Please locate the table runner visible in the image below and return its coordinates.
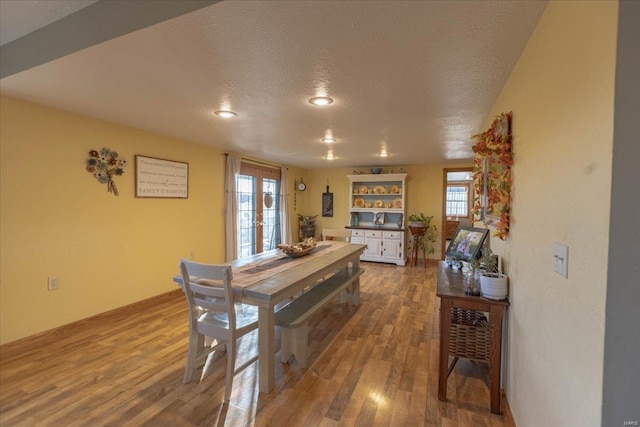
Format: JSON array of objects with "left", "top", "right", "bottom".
[
  {"left": 240, "top": 243, "right": 332, "bottom": 274},
  {"left": 191, "top": 240, "right": 349, "bottom": 293},
  {"left": 232, "top": 241, "right": 347, "bottom": 288}
]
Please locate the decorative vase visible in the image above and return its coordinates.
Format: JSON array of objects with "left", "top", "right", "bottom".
[
  {"left": 479, "top": 273, "right": 508, "bottom": 300},
  {"left": 352, "top": 213, "right": 360, "bottom": 227}
]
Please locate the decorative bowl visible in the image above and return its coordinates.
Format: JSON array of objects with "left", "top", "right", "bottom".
[
  {"left": 370, "top": 167, "right": 382, "bottom": 174},
  {"left": 281, "top": 246, "right": 315, "bottom": 258},
  {"left": 277, "top": 239, "right": 317, "bottom": 258}
]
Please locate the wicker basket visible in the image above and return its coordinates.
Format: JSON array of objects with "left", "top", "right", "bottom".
[{"left": 446, "top": 308, "right": 490, "bottom": 362}]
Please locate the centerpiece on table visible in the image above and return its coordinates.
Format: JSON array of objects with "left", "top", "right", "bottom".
[{"left": 277, "top": 238, "right": 317, "bottom": 258}]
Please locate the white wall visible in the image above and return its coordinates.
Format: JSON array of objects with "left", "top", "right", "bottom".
[{"left": 484, "top": 2, "right": 618, "bottom": 426}]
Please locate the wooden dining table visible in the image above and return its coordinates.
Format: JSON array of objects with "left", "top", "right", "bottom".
[{"left": 174, "top": 240, "right": 366, "bottom": 393}]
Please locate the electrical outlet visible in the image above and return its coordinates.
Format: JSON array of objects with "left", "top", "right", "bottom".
[
  {"left": 47, "top": 277, "right": 59, "bottom": 291},
  {"left": 553, "top": 243, "right": 569, "bottom": 278}
]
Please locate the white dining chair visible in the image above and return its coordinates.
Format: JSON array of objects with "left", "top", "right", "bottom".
[
  {"left": 179, "top": 259, "right": 258, "bottom": 402},
  {"left": 321, "top": 228, "right": 352, "bottom": 242}
]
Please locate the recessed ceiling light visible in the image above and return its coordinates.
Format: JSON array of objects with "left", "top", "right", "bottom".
[
  {"left": 379, "top": 152, "right": 389, "bottom": 157},
  {"left": 309, "top": 96, "right": 334, "bottom": 106},
  {"left": 321, "top": 137, "right": 336, "bottom": 143},
  {"left": 214, "top": 110, "right": 237, "bottom": 118},
  {"left": 325, "top": 149, "right": 336, "bottom": 160}
]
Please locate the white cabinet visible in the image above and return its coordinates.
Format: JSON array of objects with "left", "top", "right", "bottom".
[
  {"left": 363, "top": 230, "right": 383, "bottom": 260},
  {"left": 350, "top": 229, "right": 365, "bottom": 245},
  {"left": 347, "top": 174, "right": 407, "bottom": 266},
  {"left": 349, "top": 228, "right": 405, "bottom": 266},
  {"left": 381, "top": 231, "right": 403, "bottom": 263}
]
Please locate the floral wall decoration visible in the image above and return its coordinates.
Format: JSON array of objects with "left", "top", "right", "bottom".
[
  {"left": 471, "top": 112, "right": 513, "bottom": 240},
  {"left": 85, "top": 148, "right": 126, "bottom": 196}
]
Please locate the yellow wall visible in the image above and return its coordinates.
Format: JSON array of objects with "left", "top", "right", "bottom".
[
  {"left": 483, "top": 2, "right": 617, "bottom": 425},
  {"left": 0, "top": 96, "right": 301, "bottom": 344},
  {"left": 0, "top": 95, "right": 465, "bottom": 344}
]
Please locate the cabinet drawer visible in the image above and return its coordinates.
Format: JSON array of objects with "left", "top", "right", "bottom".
[
  {"left": 365, "top": 230, "right": 382, "bottom": 238},
  {"left": 351, "top": 237, "right": 365, "bottom": 244},
  {"left": 383, "top": 231, "right": 402, "bottom": 240},
  {"left": 351, "top": 230, "right": 365, "bottom": 238}
]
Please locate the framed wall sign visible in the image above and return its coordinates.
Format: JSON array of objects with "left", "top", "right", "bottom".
[
  {"left": 322, "top": 185, "right": 333, "bottom": 217},
  {"left": 135, "top": 155, "right": 189, "bottom": 198}
]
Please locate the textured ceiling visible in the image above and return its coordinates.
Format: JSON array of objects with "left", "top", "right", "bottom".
[
  {"left": 0, "top": 0, "right": 98, "bottom": 45},
  {"left": 0, "top": 1, "right": 547, "bottom": 169}
]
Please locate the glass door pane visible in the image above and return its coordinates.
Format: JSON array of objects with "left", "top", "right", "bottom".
[
  {"left": 237, "top": 174, "right": 256, "bottom": 259},
  {"left": 236, "top": 165, "right": 281, "bottom": 259},
  {"left": 262, "top": 178, "right": 281, "bottom": 251}
]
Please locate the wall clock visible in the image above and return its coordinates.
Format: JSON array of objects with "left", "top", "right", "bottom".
[{"left": 297, "top": 179, "right": 306, "bottom": 191}]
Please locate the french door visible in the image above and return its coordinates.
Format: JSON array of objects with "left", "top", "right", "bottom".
[
  {"left": 441, "top": 167, "right": 473, "bottom": 258},
  {"left": 236, "top": 163, "right": 281, "bottom": 259}
]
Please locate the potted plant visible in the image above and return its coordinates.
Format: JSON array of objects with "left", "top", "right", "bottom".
[
  {"left": 475, "top": 246, "right": 508, "bottom": 300},
  {"left": 406, "top": 213, "right": 438, "bottom": 256},
  {"left": 298, "top": 214, "right": 318, "bottom": 239},
  {"left": 407, "top": 212, "right": 431, "bottom": 234}
]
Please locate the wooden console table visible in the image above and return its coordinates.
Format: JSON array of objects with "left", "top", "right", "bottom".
[{"left": 436, "top": 262, "right": 509, "bottom": 414}]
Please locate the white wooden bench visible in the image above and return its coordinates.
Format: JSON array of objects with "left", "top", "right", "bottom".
[{"left": 275, "top": 267, "right": 364, "bottom": 368}]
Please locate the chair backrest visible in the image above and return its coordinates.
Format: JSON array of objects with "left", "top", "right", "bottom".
[
  {"left": 180, "top": 260, "right": 236, "bottom": 329},
  {"left": 322, "top": 228, "right": 352, "bottom": 242}
]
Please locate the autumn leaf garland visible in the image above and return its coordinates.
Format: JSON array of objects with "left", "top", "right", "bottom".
[{"left": 471, "top": 112, "right": 513, "bottom": 240}]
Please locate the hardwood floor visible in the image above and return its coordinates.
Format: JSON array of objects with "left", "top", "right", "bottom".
[{"left": 0, "top": 263, "right": 506, "bottom": 426}]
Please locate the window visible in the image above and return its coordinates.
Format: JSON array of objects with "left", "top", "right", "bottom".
[{"left": 445, "top": 184, "right": 470, "bottom": 217}]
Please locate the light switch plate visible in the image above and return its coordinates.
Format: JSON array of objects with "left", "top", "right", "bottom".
[
  {"left": 553, "top": 242, "right": 569, "bottom": 278},
  {"left": 47, "top": 276, "right": 59, "bottom": 290}
]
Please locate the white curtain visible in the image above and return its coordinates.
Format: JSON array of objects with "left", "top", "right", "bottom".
[
  {"left": 224, "top": 154, "right": 241, "bottom": 262},
  {"left": 279, "top": 167, "right": 291, "bottom": 244}
]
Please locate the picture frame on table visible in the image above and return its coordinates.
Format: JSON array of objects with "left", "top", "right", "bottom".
[{"left": 445, "top": 226, "right": 489, "bottom": 262}]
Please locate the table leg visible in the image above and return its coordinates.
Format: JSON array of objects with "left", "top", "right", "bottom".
[
  {"left": 351, "top": 258, "right": 361, "bottom": 305},
  {"left": 438, "top": 298, "right": 452, "bottom": 401},
  {"left": 489, "top": 304, "right": 505, "bottom": 414},
  {"left": 258, "top": 306, "right": 275, "bottom": 393}
]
